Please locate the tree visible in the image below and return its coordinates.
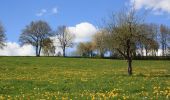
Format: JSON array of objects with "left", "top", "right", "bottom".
[
  {"left": 93, "top": 29, "right": 107, "bottom": 58},
  {"left": 77, "top": 42, "right": 96, "bottom": 57},
  {"left": 105, "top": 8, "right": 149, "bottom": 75},
  {"left": 77, "top": 42, "right": 86, "bottom": 57},
  {"left": 0, "top": 22, "right": 6, "bottom": 48},
  {"left": 56, "top": 25, "right": 75, "bottom": 57},
  {"left": 139, "top": 23, "right": 159, "bottom": 56},
  {"left": 42, "top": 38, "right": 55, "bottom": 56},
  {"left": 19, "top": 20, "right": 53, "bottom": 57},
  {"left": 160, "top": 24, "right": 169, "bottom": 56},
  {"left": 168, "top": 29, "right": 170, "bottom": 56}
]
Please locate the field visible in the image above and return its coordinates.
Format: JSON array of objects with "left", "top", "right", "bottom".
[{"left": 0, "top": 57, "right": 169, "bottom": 99}]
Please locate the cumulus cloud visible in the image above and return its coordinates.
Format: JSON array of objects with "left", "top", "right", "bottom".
[
  {"left": 0, "top": 42, "right": 35, "bottom": 56},
  {"left": 130, "top": 0, "right": 170, "bottom": 14},
  {"left": 68, "top": 22, "right": 97, "bottom": 42}
]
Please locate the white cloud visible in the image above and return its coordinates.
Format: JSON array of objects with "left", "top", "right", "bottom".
[
  {"left": 36, "top": 7, "right": 58, "bottom": 17},
  {"left": 36, "top": 9, "right": 47, "bottom": 17},
  {"left": 0, "top": 42, "right": 63, "bottom": 56},
  {"left": 0, "top": 42, "right": 35, "bottom": 56},
  {"left": 50, "top": 22, "right": 97, "bottom": 56},
  {"left": 52, "top": 7, "right": 58, "bottom": 14},
  {"left": 68, "top": 22, "right": 97, "bottom": 42},
  {"left": 130, "top": 0, "right": 170, "bottom": 14}
]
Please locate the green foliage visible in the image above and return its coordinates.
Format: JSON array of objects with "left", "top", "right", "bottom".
[{"left": 0, "top": 57, "right": 169, "bottom": 99}]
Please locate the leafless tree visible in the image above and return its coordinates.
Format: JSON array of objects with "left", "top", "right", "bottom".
[
  {"left": 160, "top": 24, "right": 169, "bottom": 56},
  {"left": 19, "top": 20, "right": 53, "bottom": 57},
  {"left": 105, "top": 8, "right": 149, "bottom": 75},
  {"left": 139, "top": 23, "right": 159, "bottom": 56},
  {"left": 93, "top": 29, "right": 107, "bottom": 58},
  {"left": 56, "top": 25, "right": 75, "bottom": 57}
]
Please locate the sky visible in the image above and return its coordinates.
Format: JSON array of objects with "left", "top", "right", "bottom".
[{"left": 0, "top": 0, "right": 170, "bottom": 56}]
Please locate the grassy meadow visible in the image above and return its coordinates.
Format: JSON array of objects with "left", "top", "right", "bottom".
[{"left": 0, "top": 57, "right": 169, "bottom": 99}]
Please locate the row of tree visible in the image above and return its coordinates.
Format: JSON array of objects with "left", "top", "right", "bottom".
[
  {"left": 77, "top": 13, "right": 170, "bottom": 58},
  {"left": 76, "top": 8, "right": 170, "bottom": 75},
  {"left": 0, "top": 21, "right": 75, "bottom": 57}
]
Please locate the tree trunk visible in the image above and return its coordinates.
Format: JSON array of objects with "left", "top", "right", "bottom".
[
  {"left": 36, "top": 45, "right": 39, "bottom": 57},
  {"left": 63, "top": 48, "right": 65, "bottom": 57},
  {"left": 140, "top": 44, "right": 144, "bottom": 56},
  {"left": 38, "top": 46, "right": 41, "bottom": 57},
  {"left": 145, "top": 48, "right": 148, "bottom": 56},
  {"left": 116, "top": 48, "right": 133, "bottom": 75},
  {"left": 126, "top": 38, "right": 132, "bottom": 75},
  {"left": 162, "top": 43, "right": 164, "bottom": 56},
  {"left": 128, "top": 58, "right": 132, "bottom": 75}
]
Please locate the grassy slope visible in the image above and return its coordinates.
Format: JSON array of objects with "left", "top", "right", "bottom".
[{"left": 0, "top": 57, "right": 169, "bottom": 99}]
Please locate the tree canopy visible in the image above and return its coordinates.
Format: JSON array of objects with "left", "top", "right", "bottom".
[{"left": 19, "top": 20, "right": 53, "bottom": 56}]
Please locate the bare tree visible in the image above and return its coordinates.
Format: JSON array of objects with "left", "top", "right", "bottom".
[
  {"left": 105, "top": 8, "right": 148, "bottom": 75},
  {"left": 19, "top": 20, "right": 53, "bottom": 57},
  {"left": 0, "top": 22, "right": 6, "bottom": 48},
  {"left": 160, "top": 24, "right": 169, "bottom": 56},
  {"left": 139, "top": 23, "right": 159, "bottom": 56},
  {"left": 56, "top": 25, "right": 75, "bottom": 57},
  {"left": 168, "top": 28, "right": 170, "bottom": 56},
  {"left": 93, "top": 29, "right": 107, "bottom": 58}
]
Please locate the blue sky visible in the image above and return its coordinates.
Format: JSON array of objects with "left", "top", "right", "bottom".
[
  {"left": 0, "top": 0, "right": 169, "bottom": 42},
  {"left": 0, "top": 0, "right": 126, "bottom": 42},
  {"left": 0, "top": 0, "right": 169, "bottom": 56}
]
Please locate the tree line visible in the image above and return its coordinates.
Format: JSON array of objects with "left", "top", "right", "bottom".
[{"left": 77, "top": 10, "right": 170, "bottom": 59}]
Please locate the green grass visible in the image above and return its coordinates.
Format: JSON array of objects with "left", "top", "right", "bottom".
[{"left": 0, "top": 57, "right": 169, "bottom": 99}]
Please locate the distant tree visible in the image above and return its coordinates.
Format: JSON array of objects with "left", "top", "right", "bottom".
[
  {"left": 0, "top": 22, "right": 6, "bottom": 48},
  {"left": 19, "top": 20, "right": 53, "bottom": 57},
  {"left": 77, "top": 42, "right": 86, "bottom": 56},
  {"left": 139, "top": 23, "right": 159, "bottom": 56},
  {"left": 56, "top": 25, "right": 75, "bottom": 57},
  {"left": 160, "top": 24, "right": 169, "bottom": 56},
  {"left": 93, "top": 29, "right": 107, "bottom": 58},
  {"left": 143, "top": 39, "right": 159, "bottom": 56},
  {"left": 85, "top": 42, "right": 96, "bottom": 57},
  {"left": 168, "top": 29, "right": 170, "bottom": 56},
  {"left": 42, "top": 38, "right": 55, "bottom": 56},
  {"left": 105, "top": 8, "right": 151, "bottom": 75},
  {"left": 77, "top": 42, "right": 96, "bottom": 57}
]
